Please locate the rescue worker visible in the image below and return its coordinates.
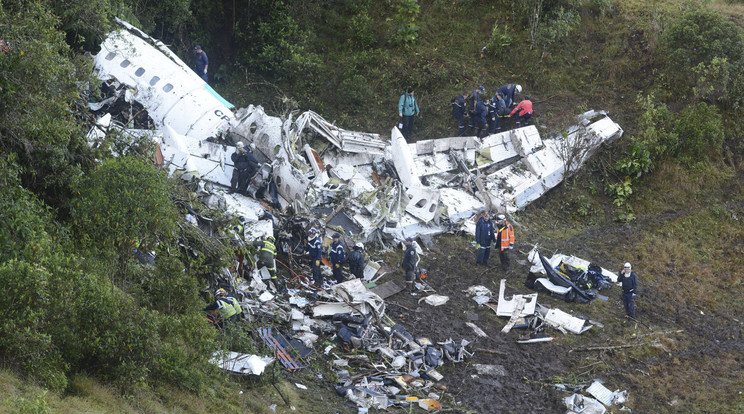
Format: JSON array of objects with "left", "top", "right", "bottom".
[
  {"left": 401, "top": 237, "right": 419, "bottom": 292},
  {"left": 468, "top": 86, "right": 486, "bottom": 133},
  {"left": 348, "top": 243, "right": 366, "bottom": 280},
  {"left": 509, "top": 95, "right": 533, "bottom": 127},
  {"left": 253, "top": 234, "right": 277, "bottom": 279},
  {"left": 204, "top": 288, "right": 242, "bottom": 325},
  {"left": 305, "top": 228, "right": 323, "bottom": 288},
  {"left": 494, "top": 214, "right": 515, "bottom": 272},
  {"left": 497, "top": 83, "right": 522, "bottom": 108},
  {"left": 619, "top": 262, "right": 638, "bottom": 319},
  {"left": 474, "top": 96, "right": 488, "bottom": 138},
  {"left": 229, "top": 142, "right": 259, "bottom": 195},
  {"left": 193, "top": 45, "right": 208, "bottom": 83},
  {"left": 489, "top": 92, "right": 507, "bottom": 133},
  {"left": 398, "top": 87, "right": 420, "bottom": 141},
  {"left": 475, "top": 211, "right": 495, "bottom": 266},
  {"left": 329, "top": 233, "right": 345, "bottom": 284},
  {"left": 451, "top": 92, "right": 469, "bottom": 136}
]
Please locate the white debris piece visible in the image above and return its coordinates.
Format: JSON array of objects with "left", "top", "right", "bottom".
[
  {"left": 496, "top": 279, "right": 537, "bottom": 317},
  {"left": 527, "top": 247, "right": 618, "bottom": 282},
  {"left": 211, "top": 351, "right": 274, "bottom": 376},
  {"left": 465, "top": 322, "right": 489, "bottom": 338},
  {"left": 543, "top": 308, "right": 592, "bottom": 334},
  {"left": 419, "top": 295, "right": 449, "bottom": 306},
  {"left": 564, "top": 394, "right": 606, "bottom": 414}
]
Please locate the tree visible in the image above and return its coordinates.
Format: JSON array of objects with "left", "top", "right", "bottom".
[{"left": 72, "top": 157, "right": 177, "bottom": 285}]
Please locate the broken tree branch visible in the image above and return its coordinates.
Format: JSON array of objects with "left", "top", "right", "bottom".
[{"left": 474, "top": 348, "right": 509, "bottom": 357}]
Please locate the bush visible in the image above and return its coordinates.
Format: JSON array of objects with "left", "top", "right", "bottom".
[
  {"left": 71, "top": 157, "right": 178, "bottom": 282},
  {"left": 660, "top": 9, "right": 744, "bottom": 105},
  {"left": 673, "top": 102, "right": 724, "bottom": 166}
]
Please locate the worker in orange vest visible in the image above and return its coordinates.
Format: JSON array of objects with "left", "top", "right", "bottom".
[{"left": 495, "top": 214, "right": 515, "bottom": 272}]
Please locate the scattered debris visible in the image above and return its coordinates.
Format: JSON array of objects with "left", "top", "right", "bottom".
[
  {"left": 564, "top": 393, "right": 606, "bottom": 414},
  {"left": 466, "top": 322, "right": 489, "bottom": 338},
  {"left": 419, "top": 294, "right": 450, "bottom": 306},
  {"left": 210, "top": 352, "right": 274, "bottom": 375}
]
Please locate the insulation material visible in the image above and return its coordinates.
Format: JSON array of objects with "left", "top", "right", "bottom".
[{"left": 211, "top": 352, "right": 274, "bottom": 376}]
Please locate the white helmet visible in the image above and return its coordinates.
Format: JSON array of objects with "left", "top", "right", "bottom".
[
  {"left": 515, "top": 84, "right": 522, "bottom": 94},
  {"left": 497, "top": 214, "right": 506, "bottom": 221},
  {"left": 236, "top": 141, "right": 245, "bottom": 149},
  {"left": 355, "top": 242, "right": 364, "bottom": 250},
  {"left": 624, "top": 262, "right": 632, "bottom": 269}
]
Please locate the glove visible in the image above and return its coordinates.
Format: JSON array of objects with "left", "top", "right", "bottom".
[
  {"left": 315, "top": 260, "right": 320, "bottom": 267},
  {"left": 476, "top": 244, "right": 481, "bottom": 249},
  {"left": 203, "top": 68, "right": 207, "bottom": 74},
  {"left": 632, "top": 293, "right": 636, "bottom": 297},
  {"left": 334, "top": 264, "right": 340, "bottom": 268}
]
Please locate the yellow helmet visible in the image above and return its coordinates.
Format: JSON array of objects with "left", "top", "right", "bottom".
[{"left": 215, "top": 288, "right": 227, "bottom": 298}]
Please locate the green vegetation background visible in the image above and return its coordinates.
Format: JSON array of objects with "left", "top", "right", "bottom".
[{"left": 2, "top": 0, "right": 744, "bottom": 412}]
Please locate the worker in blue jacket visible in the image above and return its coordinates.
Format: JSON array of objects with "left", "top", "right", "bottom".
[
  {"left": 489, "top": 92, "right": 507, "bottom": 133},
  {"left": 348, "top": 243, "right": 366, "bottom": 280},
  {"left": 305, "top": 228, "right": 323, "bottom": 287},
  {"left": 497, "top": 84, "right": 522, "bottom": 108},
  {"left": 475, "top": 211, "right": 495, "bottom": 266},
  {"left": 474, "top": 97, "right": 488, "bottom": 138},
  {"left": 451, "top": 92, "right": 469, "bottom": 136},
  {"left": 619, "top": 262, "right": 638, "bottom": 318},
  {"left": 329, "top": 233, "right": 345, "bottom": 284}
]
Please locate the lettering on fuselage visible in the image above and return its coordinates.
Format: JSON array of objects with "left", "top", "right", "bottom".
[{"left": 214, "top": 109, "right": 231, "bottom": 122}]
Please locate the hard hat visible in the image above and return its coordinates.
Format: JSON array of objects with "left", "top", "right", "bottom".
[
  {"left": 405, "top": 237, "right": 413, "bottom": 242},
  {"left": 267, "top": 235, "right": 276, "bottom": 242},
  {"left": 236, "top": 141, "right": 245, "bottom": 149},
  {"left": 308, "top": 227, "right": 317, "bottom": 235},
  {"left": 516, "top": 84, "right": 522, "bottom": 94},
  {"left": 332, "top": 233, "right": 341, "bottom": 239},
  {"left": 525, "top": 95, "right": 531, "bottom": 100},
  {"left": 355, "top": 242, "right": 364, "bottom": 250},
  {"left": 624, "top": 262, "right": 632, "bottom": 269},
  {"left": 215, "top": 288, "right": 227, "bottom": 298},
  {"left": 497, "top": 214, "right": 506, "bottom": 221}
]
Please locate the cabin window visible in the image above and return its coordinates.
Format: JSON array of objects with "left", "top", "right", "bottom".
[
  {"left": 162, "top": 83, "right": 173, "bottom": 92},
  {"left": 120, "top": 59, "right": 131, "bottom": 68},
  {"left": 149, "top": 76, "right": 160, "bottom": 86},
  {"left": 105, "top": 52, "right": 116, "bottom": 61},
  {"left": 135, "top": 68, "right": 145, "bottom": 77}
]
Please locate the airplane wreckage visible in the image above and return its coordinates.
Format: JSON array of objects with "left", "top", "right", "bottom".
[
  {"left": 85, "top": 19, "right": 633, "bottom": 411},
  {"left": 88, "top": 18, "right": 624, "bottom": 248}
]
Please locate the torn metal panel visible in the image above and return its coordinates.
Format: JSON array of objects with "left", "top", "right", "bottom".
[
  {"left": 508, "top": 125, "right": 543, "bottom": 157},
  {"left": 404, "top": 185, "right": 440, "bottom": 223},
  {"left": 295, "top": 110, "right": 385, "bottom": 154},
  {"left": 477, "top": 131, "right": 520, "bottom": 169},
  {"left": 362, "top": 261, "right": 381, "bottom": 281},
  {"left": 273, "top": 157, "right": 309, "bottom": 203},
  {"left": 438, "top": 188, "right": 484, "bottom": 223},
  {"left": 211, "top": 351, "right": 274, "bottom": 375},
  {"left": 496, "top": 279, "right": 537, "bottom": 317},
  {"left": 586, "top": 381, "right": 615, "bottom": 406},
  {"left": 543, "top": 308, "right": 592, "bottom": 334},
  {"left": 230, "top": 105, "right": 289, "bottom": 162},
  {"left": 390, "top": 127, "right": 422, "bottom": 188},
  {"left": 332, "top": 279, "right": 385, "bottom": 317},
  {"left": 94, "top": 19, "right": 233, "bottom": 141},
  {"left": 312, "top": 302, "right": 354, "bottom": 317}
]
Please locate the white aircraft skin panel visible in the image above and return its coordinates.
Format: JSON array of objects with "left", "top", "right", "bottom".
[{"left": 94, "top": 27, "right": 233, "bottom": 141}]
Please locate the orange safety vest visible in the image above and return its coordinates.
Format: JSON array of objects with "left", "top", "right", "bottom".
[{"left": 497, "top": 222, "right": 515, "bottom": 251}]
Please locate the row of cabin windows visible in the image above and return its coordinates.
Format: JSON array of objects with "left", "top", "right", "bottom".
[{"left": 104, "top": 52, "right": 174, "bottom": 93}]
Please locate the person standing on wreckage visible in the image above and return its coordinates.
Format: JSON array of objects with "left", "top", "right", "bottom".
[
  {"left": 495, "top": 214, "right": 515, "bottom": 272},
  {"left": 305, "top": 228, "right": 323, "bottom": 288},
  {"left": 348, "top": 243, "right": 366, "bottom": 280},
  {"left": 401, "top": 237, "right": 419, "bottom": 292},
  {"left": 329, "top": 233, "right": 345, "bottom": 284},
  {"left": 475, "top": 211, "right": 495, "bottom": 267}
]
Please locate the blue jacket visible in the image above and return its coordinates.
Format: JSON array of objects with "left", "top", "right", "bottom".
[
  {"left": 451, "top": 94, "right": 466, "bottom": 118},
  {"left": 195, "top": 51, "right": 209, "bottom": 73},
  {"left": 497, "top": 84, "right": 517, "bottom": 104},
  {"left": 306, "top": 236, "right": 322, "bottom": 261},
  {"left": 398, "top": 93, "right": 420, "bottom": 117},
  {"left": 348, "top": 250, "right": 365, "bottom": 275},
  {"left": 620, "top": 271, "right": 637, "bottom": 294},
  {"left": 330, "top": 240, "right": 345, "bottom": 264},
  {"left": 475, "top": 100, "right": 488, "bottom": 124},
  {"left": 475, "top": 217, "right": 495, "bottom": 246},
  {"left": 401, "top": 244, "right": 418, "bottom": 271}
]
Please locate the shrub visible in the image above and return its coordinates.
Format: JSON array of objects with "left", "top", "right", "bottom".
[
  {"left": 392, "top": 0, "right": 421, "bottom": 45},
  {"left": 71, "top": 157, "right": 178, "bottom": 283},
  {"left": 660, "top": 9, "right": 744, "bottom": 105},
  {"left": 673, "top": 102, "right": 724, "bottom": 167}
]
